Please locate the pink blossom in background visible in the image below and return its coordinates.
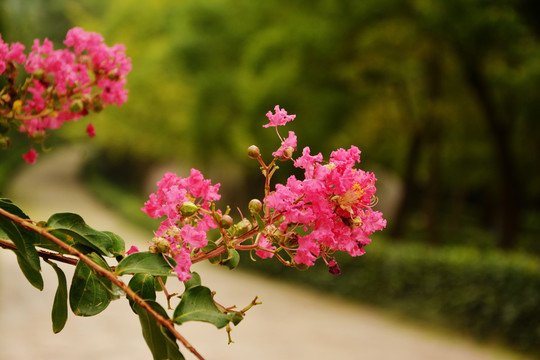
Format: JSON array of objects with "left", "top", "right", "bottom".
[
  {"left": 0, "top": 28, "right": 131, "bottom": 162},
  {"left": 22, "top": 148, "right": 38, "bottom": 164},
  {"left": 86, "top": 123, "right": 96, "bottom": 138}
]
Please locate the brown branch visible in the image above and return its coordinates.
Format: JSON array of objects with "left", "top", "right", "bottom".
[
  {"left": 0, "top": 238, "right": 79, "bottom": 266},
  {"left": 0, "top": 208, "right": 205, "bottom": 360}
]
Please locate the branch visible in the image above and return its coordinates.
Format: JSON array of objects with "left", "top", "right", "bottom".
[
  {"left": 0, "top": 208, "right": 205, "bottom": 360},
  {"left": 0, "top": 237, "right": 79, "bottom": 266}
]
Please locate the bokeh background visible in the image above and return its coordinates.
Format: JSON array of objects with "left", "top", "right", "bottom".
[{"left": 1, "top": 0, "right": 540, "bottom": 358}]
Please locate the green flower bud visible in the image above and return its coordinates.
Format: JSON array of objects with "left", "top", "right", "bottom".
[
  {"left": 234, "top": 218, "right": 252, "bottom": 235},
  {"left": 33, "top": 69, "right": 44, "bottom": 81},
  {"left": 283, "top": 146, "right": 294, "bottom": 159},
  {"left": 248, "top": 199, "right": 263, "bottom": 213},
  {"left": 92, "top": 97, "right": 103, "bottom": 112},
  {"left": 152, "top": 237, "right": 171, "bottom": 253},
  {"left": 0, "top": 136, "right": 11, "bottom": 150},
  {"left": 219, "top": 214, "right": 234, "bottom": 229},
  {"left": 69, "top": 99, "right": 84, "bottom": 113},
  {"left": 179, "top": 201, "right": 199, "bottom": 217},
  {"left": 247, "top": 145, "right": 261, "bottom": 159}
]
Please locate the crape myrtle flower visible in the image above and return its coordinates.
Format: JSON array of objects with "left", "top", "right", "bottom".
[
  {"left": 141, "top": 105, "right": 386, "bottom": 280},
  {"left": 142, "top": 170, "right": 221, "bottom": 281},
  {"left": 0, "top": 28, "right": 131, "bottom": 162}
]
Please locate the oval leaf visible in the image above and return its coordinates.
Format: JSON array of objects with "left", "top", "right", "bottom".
[
  {"left": 0, "top": 198, "right": 41, "bottom": 271},
  {"left": 221, "top": 248, "right": 240, "bottom": 270},
  {"left": 173, "top": 286, "right": 229, "bottom": 328},
  {"left": 102, "top": 231, "right": 125, "bottom": 257},
  {"left": 116, "top": 252, "right": 175, "bottom": 276},
  {"left": 47, "top": 213, "right": 116, "bottom": 257},
  {"left": 46, "top": 260, "right": 68, "bottom": 333},
  {"left": 69, "top": 253, "right": 112, "bottom": 316},
  {"left": 128, "top": 273, "right": 156, "bottom": 311},
  {"left": 134, "top": 301, "right": 185, "bottom": 360},
  {"left": 15, "top": 251, "right": 43, "bottom": 290}
]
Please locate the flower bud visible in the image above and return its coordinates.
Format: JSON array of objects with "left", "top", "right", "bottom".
[
  {"left": 69, "top": 99, "right": 84, "bottom": 113},
  {"left": 1, "top": 94, "right": 11, "bottom": 103},
  {"left": 247, "top": 145, "right": 261, "bottom": 159},
  {"left": 234, "top": 218, "right": 252, "bottom": 235},
  {"left": 155, "top": 238, "right": 171, "bottom": 253},
  {"left": 327, "top": 257, "right": 341, "bottom": 275},
  {"left": 248, "top": 199, "right": 263, "bottom": 213},
  {"left": 179, "top": 201, "right": 199, "bottom": 217},
  {"left": 11, "top": 100, "right": 22, "bottom": 114},
  {"left": 282, "top": 146, "right": 294, "bottom": 159},
  {"left": 219, "top": 214, "right": 234, "bottom": 229},
  {"left": 33, "top": 69, "right": 44, "bottom": 81},
  {"left": 0, "top": 136, "right": 11, "bottom": 150},
  {"left": 92, "top": 97, "right": 103, "bottom": 112}
]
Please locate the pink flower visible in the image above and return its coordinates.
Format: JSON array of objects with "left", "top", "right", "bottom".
[
  {"left": 263, "top": 105, "right": 296, "bottom": 128},
  {"left": 264, "top": 144, "right": 385, "bottom": 270},
  {"left": 86, "top": 123, "right": 96, "bottom": 137},
  {"left": 4, "top": 28, "right": 131, "bottom": 147},
  {"left": 174, "top": 247, "right": 193, "bottom": 282},
  {"left": 255, "top": 234, "right": 276, "bottom": 259},
  {"left": 126, "top": 245, "right": 139, "bottom": 255},
  {"left": 272, "top": 131, "right": 297, "bottom": 158},
  {"left": 22, "top": 148, "right": 38, "bottom": 164},
  {"left": 143, "top": 169, "right": 221, "bottom": 280}
]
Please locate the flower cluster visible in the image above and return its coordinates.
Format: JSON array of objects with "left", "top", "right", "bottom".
[
  {"left": 141, "top": 105, "right": 386, "bottom": 281},
  {"left": 142, "top": 170, "right": 221, "bottom": 281},
  {"left": 258, "top": 106, "right": 386, "bottom": 272},
  {"left": 0, "top": 28, "right": 131, "bottom": 163}
]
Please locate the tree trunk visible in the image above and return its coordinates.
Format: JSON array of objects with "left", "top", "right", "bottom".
[
  {"left": 388, "top": 128, "right": 423, "bottom": 239},
  {"left": 460, "top": 57, "right": 520, "bottom": 249},
  {"left": 423, "top": 50, "right": 443, "bottom": 244}
]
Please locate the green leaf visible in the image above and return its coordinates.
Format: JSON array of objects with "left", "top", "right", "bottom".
[
  {"left": 33, "top": 230, "right": 75, "bottom": 254},
  {"left": 0, "top": 198, "right": 41, "bottom": 272},
  {"left": 115, "top": 252, "right": 175, "bottom": 276},
  {"left": 47, "top": 213, "right": 117, "bottom": 257},
  {"left": 253, "top": 212, "right": 265, "bottom": 232},
  {"left": 134, "top": 301, "right": 185, "bottom": 360},
  {"left": 184, "top": 272, "right": 201, "bottom": 290},
  {"left": 46, "top": 260, "right": 68, "bottom": 333},
  {"left": 128, "top": 273, "right": 156, "bottom": 311},
  {"left": 69, "top": 253, "right": 112, "bottom": 316},
  {"left": 173, "top": 285, "right": 229, "bottom": 328},
  {"left": 102, "top": 231, "right": 125, "bottom": 257},
  {"left": 14, "top": 250, "right": 43, "bottom": 290},
  {"left": 221, "top": 248, "right": 240, "bottom": 270}
]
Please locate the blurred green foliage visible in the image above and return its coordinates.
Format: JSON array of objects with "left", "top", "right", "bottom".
[{"left": 1, "top": 1, "right": 540, "bottom": 249}]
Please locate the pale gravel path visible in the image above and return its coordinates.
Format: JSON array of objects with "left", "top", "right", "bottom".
[{"left": 0, "top": 146, "right": 530, "bottom": 360}]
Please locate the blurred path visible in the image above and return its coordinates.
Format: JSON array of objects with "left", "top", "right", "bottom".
[{"left": 0, "top": 146, "right": 530, "bottom": 360}]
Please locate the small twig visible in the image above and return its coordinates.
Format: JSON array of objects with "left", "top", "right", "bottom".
[
  {"left": 0, "top": 238, "right": 79, "bottom": 266},
  {"left": 0, "top": 208, "right": 205, "bottom": 360}
]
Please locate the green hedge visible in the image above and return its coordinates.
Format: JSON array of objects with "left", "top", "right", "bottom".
[{"left": 240, "top": 239, "right": 540, "bottom": 356}]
